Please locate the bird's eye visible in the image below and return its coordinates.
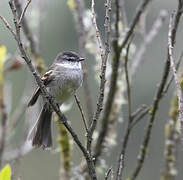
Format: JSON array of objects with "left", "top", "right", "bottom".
[{"left": 67, "top": 57, "right": 76, "bottom": 61}]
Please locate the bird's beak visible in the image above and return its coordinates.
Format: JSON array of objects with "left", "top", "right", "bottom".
[{"left": 79, "top": 57, "right": 85, "bottom": 61}]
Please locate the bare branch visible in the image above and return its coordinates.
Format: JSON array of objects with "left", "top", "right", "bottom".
[
  {"left": 168, "top": 12, "right": 183, "bottom": 133},
  {"left": 119, "top": 0, "right": 153, "bottom": 51},
  {"left": 0, "top": 15, "right": 16, "bottom": 39},
  {"left": 116, "top": 37, "right": 133, "bottom": 180},
  {"left": 88, "top": 0, "right": 111, "bottom": 154},
  {"left": 74, "top": 94, "right": 88, "bottom": 132},
  {"left": 163, "top": 50, "right": 183, "bottom": 95},
  {"left": 73, "top": 0, "right": 94, "bottom": 124},
  {"left": 14, "top": 0, "right": 39, "bottom": 56},
  {"left": 94, "top": 0, "right": 117, "bottom": 162},
  {"left": 131, "top": 104, "right": 148, "bottom": 120},
  {"left": 130, "top": 107, "right": 150, "bottom": 129},
  {"left": 131, "top": 10, "right": 168, "bottom": 77},
  {"left": 18, "top": 0, "right": 31, "bottom": 25},
  {"left": 105, "top": 167, "right": 112, "bottom": 180},
  {"left": 91, "top": 0, "right": 104, "bottom": 57}
]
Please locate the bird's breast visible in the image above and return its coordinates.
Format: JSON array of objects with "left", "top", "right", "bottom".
[{"left": 48, "top": 69, "right": 83, "bottom": 104}]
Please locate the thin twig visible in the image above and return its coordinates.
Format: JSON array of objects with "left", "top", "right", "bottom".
[
  {"left": 93, "top": 0, "right": 118, "bottom": 162},
  {"left": 163, "top": 50, "right": 183, "bottom": 95},
  {"left": 18, "top": 0, "right": 31, "bottom": 25},
  {"left": 119, "top": 0, "right": 152, "bottom": 51},
  {"left": 14, "top": 0, "right": 39, "bottom": 56},
  {"left": 105, "top": 167, "right": 112, "bottom": 180},
  {"left": 168, "top": 12, "right": 183, "bottom": 133},
  {"left": 0, "top": 15, "right": 16, "bottom": 39},
  {"left": 74, "top": 94, "right": 88, "bottom": 132},
  {"left": 131, "top": 10, "right": 168, "bottom": 77},
  {"left": 125, "top": 37, "right": 134, "bottom": 124},
  {"left": 131, "top": 104, "right": 148, "bottom": 120},
  {"left": 130, "top": 107, "right": 150, "bottom": 129},
  {"left": 116, "top": 37, "right": 133, "bottom": 180},
  {"left": 74, "top": 0, "right": 94, "bottom": 124},
  {"left": 91, "top": 0, "right": 104, "bottom": 58},
  {"left": 129, "top": 1, "right": 183, "bottom": 179},
  {"left": 88, "top": 0, "right": 111, "bottom": 154}
]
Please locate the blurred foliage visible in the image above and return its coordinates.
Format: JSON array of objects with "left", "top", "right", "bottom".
[
  {"left": 0, "top": 164, "right": 11, "bottom": 180},
  {"left": 0, "top": 45, "right": 7, "bottom": 105},
  {"left": 168, "top": 76, "right": 183, "bottom": 133},
  {"left": 0, "top": 45, "right": 7, "bottom": 84},
  {"left": 34, "top": 55, "right": 46, "bottom": 74},
  {"left": 55, "top": 115, "right": 71, "bottom": 175},
  {"left": 67, "top": 0, "right": 76, "bottom": 11}
]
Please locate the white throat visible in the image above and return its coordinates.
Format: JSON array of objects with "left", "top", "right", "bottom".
[{"left": 55, "top": 62, "right": 82, "bottom": 69}]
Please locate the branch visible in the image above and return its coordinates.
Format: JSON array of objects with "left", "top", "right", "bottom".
[
  {"left": 0, "top": 16, "right": 16, "bottom": 39},
  {"left": 91, "top": 0, "right": 104, "bottom": 57},
  {"left": 105, "top": 167, "right": 112, "bottom": 180},
  {"left": 18, "top": 0, "right": 31, "bottom": 25},
  {"left": 74, "top": 0, "right": 94, "bottom": 123},
  {"left": 168, "top": 12, "right": 183, "bottom": 133},
  {"left": 116, "top": 37, "right": 133, "bottom": 180},
  {"left": 131, "top": 104, "right": 148, "bottom": 120},
  {"left": 93, "top": 0, "right": 118, "bottom": 162},
  {"left": 14, "top": 0, "right": 39, "bottom": 57},
  {"left": 130, "top": 107, "right": 150, "bottom": 129},
  {"left": 88, "top": 0, "right": 111, "bottom": 154},
  {"left": 74, "top": 94, "right": 88, "bottom": 132},
  {"left": 119, "top": 0, "right": 152, "bottom": 51},
  {"left": 131, "top": 10, "right": 168, "bottom": 77},
  {"left": 163, "top": 51, "right": 183, "bottom": 95}
]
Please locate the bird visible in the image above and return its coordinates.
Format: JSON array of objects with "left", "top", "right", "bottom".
[{"left": 28, "top": 51, "right": 85, "bottom": 149}]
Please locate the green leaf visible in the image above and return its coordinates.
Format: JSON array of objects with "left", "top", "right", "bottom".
[{"left": 0, "top": 164, "right": 11, "bottom": 180}]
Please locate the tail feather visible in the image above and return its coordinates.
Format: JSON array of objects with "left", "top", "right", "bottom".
[
  {"left": 28, "top": 88, "right": 41, "bottom": 107},
  {"left": 30, "top": 104, "right": 53, "bottom": 149}
]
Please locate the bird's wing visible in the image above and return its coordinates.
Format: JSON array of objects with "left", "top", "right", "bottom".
[{"left": 28, "top": 70, "right": 55, "bottom": 107}]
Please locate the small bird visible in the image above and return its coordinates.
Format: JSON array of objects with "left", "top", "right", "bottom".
[{"left": 28, "top": 51, "right": 84, "bottom": 149}]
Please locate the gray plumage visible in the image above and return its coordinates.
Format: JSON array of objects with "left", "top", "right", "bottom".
[{"left": 28, "top": 51, "right": 84, "bottom": 149}]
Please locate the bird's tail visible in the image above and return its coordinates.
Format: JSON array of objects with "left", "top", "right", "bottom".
[
  {"left": 29, "top": 103, "right": 53, "bottom": 149},
  {"left": 28, "top": 88, "right": 41, "bottom": 107}
]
